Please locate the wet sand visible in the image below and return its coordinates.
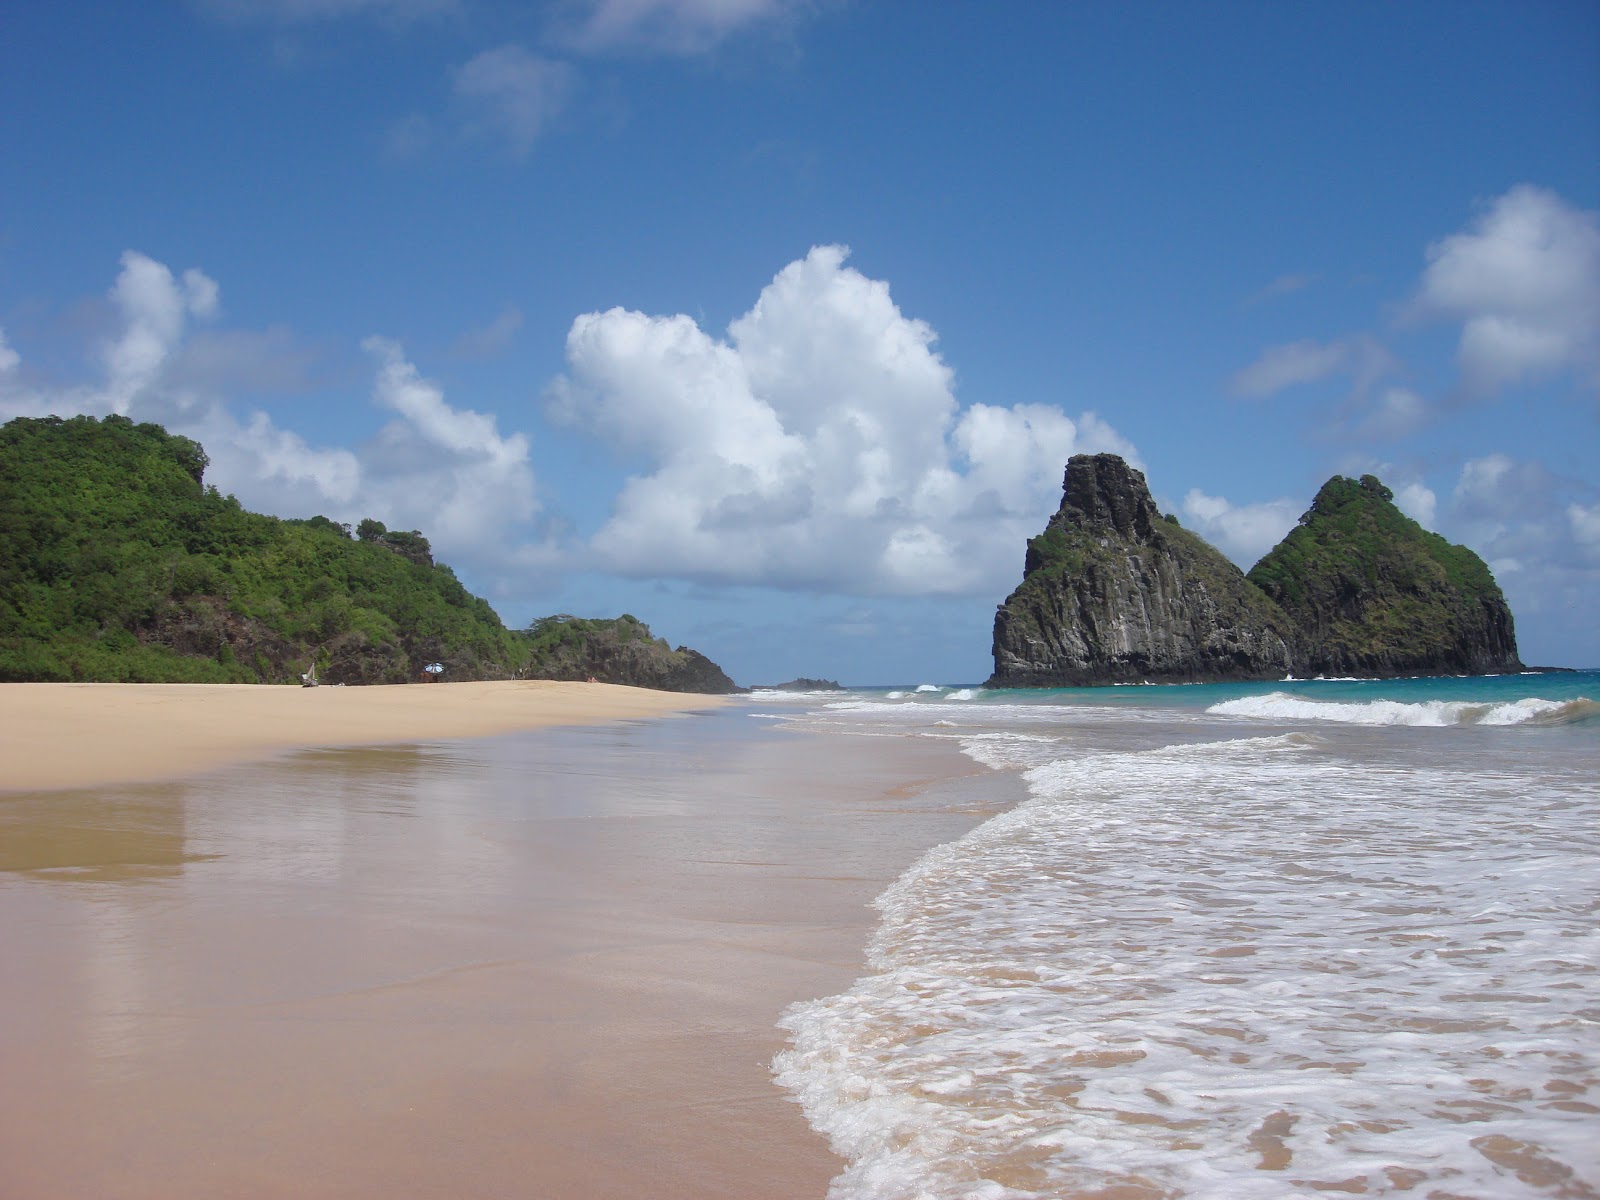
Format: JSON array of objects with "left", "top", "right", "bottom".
[
  {"left": 0, "top": 706, "right": 1013, "bottom": 1199},
  {"left": 0, "top": 680, "right": 721, "bottom": 792}
]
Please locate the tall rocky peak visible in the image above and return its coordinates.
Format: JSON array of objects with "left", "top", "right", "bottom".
[
  {"left": 1248, "top": 473, "right": 1521, "bottom": 678},
  {"left": 991, "top": 454, "right": 1295, "bottom": 687},
  {"left": 1058, "top": 453, "right": 1160, "bottom": 539}
]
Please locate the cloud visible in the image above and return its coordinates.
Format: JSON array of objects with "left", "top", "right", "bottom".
[
  {"left": 1229, "top": 334, "right": 1396, "bottom": 400},
  {"left": 359, "top": 338, "right": 539, "bottom": 554},
  {"left": 1353, "top": 386, "right": 1429, "bottom": 441},
  {"left": 1178, "top": 489, "right": 1300, "bottom": 567},
  {"left": 0, "top": 252, "right": 544, "bottom": 580},
  {"left": 1393, "top": 480, "right": 1437, "bottom": 528},
  {"left": 548, "top": 244, "right": 1136, "bottom": 596},
  {"left": 549, "top": 0, "right": 806, "bottom": 55},
  {"left": 1440, "top": 453, "right": 1600, "bottom": 662},
  {"left": 453, "top": 45, "right": 576, "bottom": 158},
  {"left": 167, "top": 326, "right": 323, "bottom": 394},
  {"left": 1414, "top": 185, "right": 1600, "bottom": 394},
  {"left": 452, "top": 306, "right": 524, "bottom": 359},
  {"left": 101, "top": 252, "right": 221, "bottom": 415},
  {"left": 1568, "top": 502, "right": 1600, "bottom": 561},
  {"left": 1244, "top": 273, "right": 1317, "bottom": 306},
  {"left": 383, "top": 113, "right": 435, "bottom": 161}
]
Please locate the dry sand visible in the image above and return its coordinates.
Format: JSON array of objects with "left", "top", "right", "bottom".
[
  {"left": 0, "top": 694, "right": 1010, "bottom": 1199},
  {"left": 0, "top": 680, "right": 722, "bottom": 792}
]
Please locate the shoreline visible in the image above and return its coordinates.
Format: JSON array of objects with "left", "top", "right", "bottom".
[{"left": 0, "top": 680, "right": 725, "bottom": 793}]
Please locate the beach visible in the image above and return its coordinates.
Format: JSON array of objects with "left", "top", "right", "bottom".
[
  {"left": 3, "top": 676, "right": 1594, "bottom": 1199},
  {"left": 0, "top": 680, "right": 726, "bottom": 792},
  {"left": 0, "top": 684, "right": 1008, "bottom": 1199}
]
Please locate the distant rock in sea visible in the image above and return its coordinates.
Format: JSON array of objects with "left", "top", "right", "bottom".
[
  {"left": 989, "top": 454, "right": 1295, "bottom": 686},
  {"left": 988, "top": 455, "right": 1522, "bottom": 687},
  {"left": 1247, "top": 474, "right": 1521, "bottom": 678},
  {"left": 756, "top": 678, "right": 844, "bottom": 691}
]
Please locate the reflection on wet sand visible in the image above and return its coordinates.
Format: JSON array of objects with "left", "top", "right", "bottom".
[
  {"left": 0, "top": 713, "right": 1007, "bottom": 1199},
  {"left": 0, "top": 784, "right": 198, "bottom": 880}
]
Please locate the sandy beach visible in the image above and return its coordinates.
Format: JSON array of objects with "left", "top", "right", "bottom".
[
  {"left": 0, "top": 689, "right": 1008, "bottom": 1199},
  {"left": 0, "top": 680, "right": 722, "bottom": 792}
]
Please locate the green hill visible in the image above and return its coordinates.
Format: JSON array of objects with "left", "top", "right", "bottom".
[
  {"left": 1247, "top": 474, "right": 1520, "bottom": 677},
  {"left": 0, "top": 414, "right": 528, "bottom": 684}
]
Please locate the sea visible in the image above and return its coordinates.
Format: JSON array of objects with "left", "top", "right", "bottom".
[{"left": 760, "top": 670, "right": 1600, "bottom": 1200}]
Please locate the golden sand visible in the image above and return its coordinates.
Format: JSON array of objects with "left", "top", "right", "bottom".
[
  {"left": 0, "top": 710, "right": 1005, "bottom": 1199},
  {"left": 0, "top": 680, "right": 723, "bottom": 792}
]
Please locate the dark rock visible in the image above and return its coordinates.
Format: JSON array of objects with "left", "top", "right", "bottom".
[
  {"left": 989, "top": 455, "right": 1295, "bottom": 686},
  {"left": 757, "top": 678, "right": 844, "bottom": 691}
]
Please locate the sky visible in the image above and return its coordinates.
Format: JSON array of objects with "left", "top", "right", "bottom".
[{"left": 2, "top": 0, "right": 1597, "bottom": 684}]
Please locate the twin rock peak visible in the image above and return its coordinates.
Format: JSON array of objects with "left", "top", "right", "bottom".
[{"left": 989, "top": 454, "right": 1521, "bottom": 687}]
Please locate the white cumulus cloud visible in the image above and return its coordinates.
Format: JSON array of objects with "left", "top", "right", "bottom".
[
  {"left": 1178, "top": 489, "right": 1301, "bottom": 567},
  {"left": 0, "top": 252, "right": 543, "bottom": 581},
  {"left": 548, "top": 244, "right": 1136, "bottom": 596},
  {"left": 359, "top": 337, "right": 539, "bottom": 554},
  {"left": 1415, "top": 185, "right": 1600, "bottom": 394},
  {"left": 1393, "top": 480, "right": 1437, "bottom": 528}
]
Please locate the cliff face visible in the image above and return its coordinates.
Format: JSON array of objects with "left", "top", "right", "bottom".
[
  {"left": 1247, "top": 475, "right": 1521, "bottom": 677},
  {"left": 989, "top": 455, "right": 1295, "bottom": 686}
]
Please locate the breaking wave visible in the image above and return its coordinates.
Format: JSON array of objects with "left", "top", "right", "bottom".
[{"left": 1209, "top": 691, "right": 1598, "bottom": 728}]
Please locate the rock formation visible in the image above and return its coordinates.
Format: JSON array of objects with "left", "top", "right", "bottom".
[
  {"left": 989, "top": 455, "right": 1295, "bottom": 686},
  {"left": 989, "top": 456, "right": 1522, "bottom": 687},
  {"left": 1247, "top": 475, "right": 1521, "bottom": 677},
  {"left": 520, "top": 614, "right": 743, "bottom": 693}
]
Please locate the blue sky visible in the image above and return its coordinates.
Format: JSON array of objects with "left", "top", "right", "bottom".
[{"left": 3, "top": 0, "right": 1597, "bottom": 684}]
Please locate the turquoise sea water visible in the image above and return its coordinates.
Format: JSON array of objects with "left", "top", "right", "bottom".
[{"left": 764, "top": 671, "right": 1599, "bottom": 1199}]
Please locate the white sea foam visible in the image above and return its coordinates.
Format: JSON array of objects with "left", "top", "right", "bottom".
[
  {"left": 916, "top": 684, "right": 945, "bottom": 693},
  {"left": 951, "top": 732, "right": 1062, "bottom": 771},
  {"left": 775, "top": 733, "right": 1600, "bottom": 1199},
  {"left": 945, "top": 688, "right": 977, "bottom": 701},
  {"left": 1209, "top": 691, "right": 1597, "bottom": 727}
]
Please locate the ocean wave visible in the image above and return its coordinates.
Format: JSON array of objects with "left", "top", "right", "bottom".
[{"left": 1209, "top": 691, "right": 1598, "bottom": 727}]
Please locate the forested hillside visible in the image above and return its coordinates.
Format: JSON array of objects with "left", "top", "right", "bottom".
[{"left": 0, "top": 415, "right": 528, "bottom": 683}]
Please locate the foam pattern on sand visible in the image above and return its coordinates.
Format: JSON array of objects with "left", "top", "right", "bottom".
[{"left": 775, "top": 734, "right": 1599, "bottom": 1199}]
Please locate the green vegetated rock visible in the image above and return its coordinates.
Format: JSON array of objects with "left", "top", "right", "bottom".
[
  {"left": 989, "top": 454, "right": 1520, "bottom": 687},
  {"left": 0, "top": 415, "right": 526, "bottom": 684},
  {"left": 1, "top": 415, "right": 745, "bottom": 691},
  {"left": 1247, "top": 474, "right": 1521, "bottom": 677},
  {"left": 520, "top": 614, "right": 743, "bottom": 693},
  {"left": 990, "top": 455, "right": 1294, "bottom": 686}
]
